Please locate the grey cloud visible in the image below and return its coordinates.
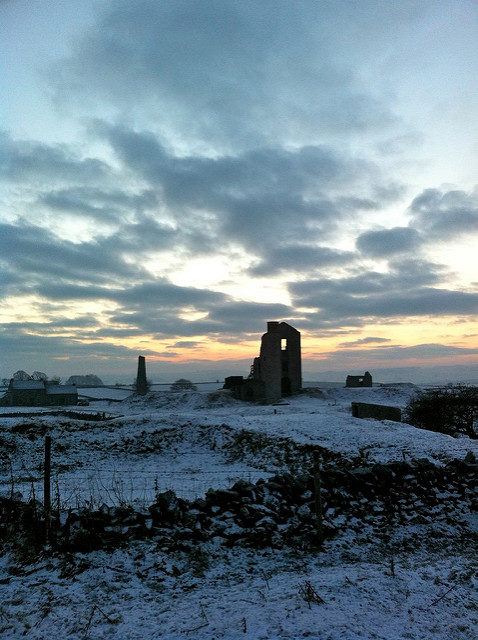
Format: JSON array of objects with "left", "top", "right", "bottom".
[
  {"left": 290, "top": 259, "right": 477, "bottom": 324},
  {"left": 292, "top": 259, "right": 445, "bottom": 299},
  {"left": 339, "top": 337, "right": 391, "bottom": 347},
  {"left": 0, "top": 221, "right": 148, "bottom": 292},
  {"left": 118, "top": 281, "right": 224, "bottom": 309},
  {"left": 107, "top": 310, "right": 222, "bottom": 338},
  {"left": 0, "top": 328, "right": 160, "bottom": 360},
  {"left": 333, "top": 343, "right": 478, "bottom": 360},
  {"left": 208, "top": 301, "right": 292, "bottom": 328},
  {"left": 168, "top": 341, "right": 202, "bottom": 349},
  {"left": 0, "top": 216, "right": 193, "bottom": 302},
  {"left": 105, "top": 216, "right": 179, "bottom": 253},
  {"left": 107, "top": 299, "right": 295, "bottom": 339},
  {"left": 249, "top": 245, "right": 356, "bottom": 276},
  {"left": 356, "top": 226, "right": 422, "bottom": 257},
  {"left": 35, "top": 279, "right": 225, "bottom": 310},
  {"left": 40, "top": 187, "right": 158, "bottom": 223},
  {"left": 408, "top": 187, "right": 478, "bottom": 239},
  {"left": 311, "top": 288, "right": 478, "bottom": 321},
  {"left": 0, "top": 131, "right": 110, "bottom": 184},
  {"left": 4, "top": 317, "right": 99, "bottom": 332},
  {"left": 95, "top": 123, "right": 380, "bottom": 255},
  {"left": 53, "top": 1, "right": 398, "bottom": 150}
]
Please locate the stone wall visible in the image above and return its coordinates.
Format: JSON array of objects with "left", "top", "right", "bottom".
[
  {"left": 351, "top": 402, "right": 402, "bottom": 422},
  {"left": 1, "top": 456, "right": 475, "bottom": 552}
]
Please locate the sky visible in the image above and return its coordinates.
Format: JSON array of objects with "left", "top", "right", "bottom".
[{"left": 1, "top": 0, "right": 477, "bottom": 383}]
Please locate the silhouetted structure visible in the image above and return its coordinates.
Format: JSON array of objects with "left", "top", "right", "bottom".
[
  {"left": 351, "top": 402, "right": 401, "bottom": 422},
  {"left": 346, "top": 371, "right": 372, "bottom": 388},
  {"left": 0, "top": 380, "right": 78, "bottom": 406},
  {"left": 135, "top": 355, "right": 148, "bottom": 395},
  {"left": 225, "top": 321, "right": 302, "bottom": 403}
]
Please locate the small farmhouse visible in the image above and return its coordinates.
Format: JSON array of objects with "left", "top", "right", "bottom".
[{"left": 0, "top": 380, "right": 78, "bottom": 407}]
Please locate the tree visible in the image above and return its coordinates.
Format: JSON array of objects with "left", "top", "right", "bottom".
[
  {"left": 66, "top": 374, "right": 104, "bottom": 386},
  {"left": 12, "top": 370, "right": 32, "bottom": 381},
  {"left": 404, "top": 385, "right": 477, "bottom": 439},
  {"left": 170, "top": 378, "right": 197, "bottom": 392},
  {"left": 31, "top": 371, "right": 48, "bottom": 381}
]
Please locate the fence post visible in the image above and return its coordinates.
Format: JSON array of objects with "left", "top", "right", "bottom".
[
  {"left": 313, "top": 450, "right": 324, "bottom": 546},
  {"left": 44, "top": 436, "right": 51, "bottom": 528}
]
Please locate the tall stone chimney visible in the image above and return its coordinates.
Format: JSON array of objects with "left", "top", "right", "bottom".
[{"left": 135, "top": 355, "right": 148, "bottom": 395}]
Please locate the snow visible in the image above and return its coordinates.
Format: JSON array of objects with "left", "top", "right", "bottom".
[
  {"left": 1, "top": 385, "right": 476, "bottom": 507},
  {"left": 0, "top": 384, "right": 476, "bottom": 639},
  {"left": 0, "top": 541, "right": 475, "bottom": 639}
]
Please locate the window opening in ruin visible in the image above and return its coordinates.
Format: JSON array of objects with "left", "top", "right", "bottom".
[{"left": 281, "top": 338, "right": 287, "bottom": 350}]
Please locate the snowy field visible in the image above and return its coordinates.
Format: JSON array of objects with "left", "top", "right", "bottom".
[
  {"left": 1, "top": 385, "right": 477, "bottom": 507},
  {"left": 1, "top": 541, "right": 476, "bottom": 640},
  {"left": 1, "top": 384, "right": 476, "bottom": 639}
]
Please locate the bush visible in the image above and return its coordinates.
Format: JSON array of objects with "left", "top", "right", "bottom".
[
  {"left": 404, "top": 384, "right": 477, "bottom": 439},
  {"left": 170, "top": 378, "right": 197, "bottom": 392}
]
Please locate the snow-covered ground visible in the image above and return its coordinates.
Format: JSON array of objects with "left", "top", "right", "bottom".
[
  {"left": 1, "top": 385, "right": 476, "bottom": 507},
  {"left": 0, "top": 534, "right": 475, "bottom": 639},
  {"left": 1, "top": 385, "right": 476, "bottom": 639}
]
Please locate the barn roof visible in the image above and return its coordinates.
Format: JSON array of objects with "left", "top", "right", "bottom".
[
  {"left": 11, "top": 380, "right": 45, "bottom": 390},
  {"left": 46, "top": 385, "right": 78, "bottom": 395}
]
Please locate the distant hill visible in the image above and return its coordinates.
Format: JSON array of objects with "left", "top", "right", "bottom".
[{"left": 66, "top": 374, "right": 104, "bottom": 386}]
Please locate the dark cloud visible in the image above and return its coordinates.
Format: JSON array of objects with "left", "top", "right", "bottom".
[
  {"left": 408, "top": 187, "right": 478, "bottom": 239},
  {"left": 356, "top": 226, "right": 422, "bottom": 257}
]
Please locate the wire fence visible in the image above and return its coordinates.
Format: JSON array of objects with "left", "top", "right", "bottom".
[{"left": 1, "top": 441, "right": 271, "bottom": 509}]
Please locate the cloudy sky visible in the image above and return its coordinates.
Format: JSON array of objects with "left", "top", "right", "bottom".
[{"left": 1, "top": 0, "right": 477, "bottom": 382}]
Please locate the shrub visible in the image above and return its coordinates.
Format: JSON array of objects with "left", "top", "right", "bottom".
[
  {"left": 170, "top": 378, "right": 197, "bottom": 392},
  {"left": 404, "top": 384, "right": 477, "bottom": 439}
]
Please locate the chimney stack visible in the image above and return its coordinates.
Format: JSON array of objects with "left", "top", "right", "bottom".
[{"left": 135, "top": 355, "right": 148, "bottom": 395}]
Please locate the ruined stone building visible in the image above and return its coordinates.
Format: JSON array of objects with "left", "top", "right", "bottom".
[
  {"left": 225, "top": 321, "right": 302, "bottom": 403},
  {"left": 345, "top": 371, "right": 373, "bottom": 388}
]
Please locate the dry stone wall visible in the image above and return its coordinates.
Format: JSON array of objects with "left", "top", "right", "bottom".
[{"left": 1, "top": 457, "right": 475, "bottom": 553}]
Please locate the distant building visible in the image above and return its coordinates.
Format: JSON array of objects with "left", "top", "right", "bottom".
[
  {"left": 345, "top": 371, "right": 373, "bottom": 388},
  {"left": 0, "top": 380, "right": 78, "bottom": 407},
  {"left": 225, "top": 321, "right": 302, "bottom": 403}
]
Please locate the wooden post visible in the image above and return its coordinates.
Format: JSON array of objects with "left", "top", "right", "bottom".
[
  {"left": 44, "top": 436, "right": 51, "bottom": 515},
  {"left": 313, "top": 450, "right": 324, "bottom": 546}
]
